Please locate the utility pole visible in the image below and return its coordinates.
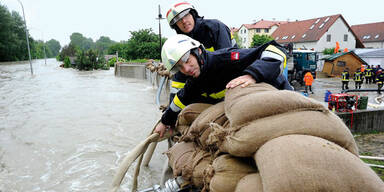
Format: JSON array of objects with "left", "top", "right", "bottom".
[
  {"left": 17, "top": 0, "right": 33, "bottom": 75},
  {"left": 156, "top": 5, "right": 165, "bottom": 62}
]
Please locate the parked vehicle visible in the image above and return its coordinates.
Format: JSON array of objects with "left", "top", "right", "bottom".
[{"left": 287, "top": 49, "right": 318, "bottom": 85}]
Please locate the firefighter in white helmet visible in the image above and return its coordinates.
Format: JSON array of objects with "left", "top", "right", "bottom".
[
  {"left": 166, "top": 2, "right": 237, "bottom": 103},
  {"left": 155, "top": 34, "right": 292, "bottom": 137}
]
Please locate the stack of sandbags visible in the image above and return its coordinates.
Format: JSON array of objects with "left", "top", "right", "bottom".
[
  {"left": 204, "top": 154, "right": 257, "bottom": 192},
  {"left": 166, "top": 141, "right": 212, "bottom": 188},
  {"left": 208, "top": 83, "right": 358, "bottom": 156},
  {"left": 255, "top": 135, "right": 384, "bottom": 191},
  {"left": 175, "top": 103, "right": 212, "bottom": 135},
  {"left": 166, "top": 83, "right": 384, "bottom": 191},
  {"left": 179, "top": 102, "right": 228, "bottom": 150}
]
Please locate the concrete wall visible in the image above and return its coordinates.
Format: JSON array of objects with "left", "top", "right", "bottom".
[
  {"left": 337, "top": 109, "right": 384, "bottom": 134},
  {"left": 114, "top": 62, "right": 171, "bottom": 104},
  {"left": 114, "top": 63, "right": 147, "bottom": 79}
]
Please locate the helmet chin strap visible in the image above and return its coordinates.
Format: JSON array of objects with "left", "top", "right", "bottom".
[{"left": 190, "top": 47, "right": 204, "bottom": 67}]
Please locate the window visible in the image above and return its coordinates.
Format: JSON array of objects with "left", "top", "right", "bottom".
[
  {"left": 264, "top": 29, "right": 269, "bottom": 33},
  {"left": 324, "top": 17, "right": 330, "bottom": 23},
  {"left": 326, "top": 34, "right": 331, "bottom": 42},
  {"left": 315, "top": 19, "right": 320, "bottom": 24},
  {"left": 282, "top": 36, "right": 288, "bottom": 40},
  {"left": 275, "top": 37, "right": 279, "bottom": 40},
  {"left": 363, "top": 35, "right": 371, "bottom": 39},
  {"left": 344, "top": 34, "right": 348, "bottom": 41},
  {"left": 302, "top": 34, "right": 307, "bottom": 38},
  {"left": 337, "top": 61, "right": 346, "bottom": 67},
  {"left": 319, "top": 23, "right": 325, "bottom": 29},
  {"left": 375, "top": 34, "right": 380, "bottom": 39},
  {"left": 291, "top": 35, "right": 296, "bottom": 39},
  {"left": 256, "top": 29, "right": 261, "bottom": 33},
  {"left": 310, "top": 25, "right": 315, "bottom": 29}
]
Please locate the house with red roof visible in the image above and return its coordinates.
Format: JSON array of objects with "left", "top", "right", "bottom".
[
  {"left": 351, "top": 22, "right": 384, "bottom": 48},
  {"left": 237, "top": 19, "right": 287, "bottom": 48},
  {"left": 271, "top": 14, "right": 364, "bottom": 52}
]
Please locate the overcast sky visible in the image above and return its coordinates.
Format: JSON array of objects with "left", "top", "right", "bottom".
[{"left": 1, "top": 0, "right": 383, "bottom": 47}]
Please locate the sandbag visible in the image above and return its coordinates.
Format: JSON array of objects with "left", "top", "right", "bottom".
[
  {"left": 166, "top": 142, "right": 197, "bottom": 176},
  {"left": 180, "top": 102, "right": 227, "bottom": 149},
  {"left": 225, "top": 85, "right": 326, "bottom": 126},
  {"left": 234, "top": 173, "right": 263, "bottom": 192},
  {"left": 182, "top": 150, "right": 212, "bottom": 188},
  {"left": 210, "top": 110, "right": 358, "bottom": 157},
  {"left": 205, "top": 154, "right": 257, "bottom": 192},
  {"left": 175, "top": 103, "right": 212, "bottom": 135},
  {"left": 255, "top": 135, "right": 384, "bottom": 192}
]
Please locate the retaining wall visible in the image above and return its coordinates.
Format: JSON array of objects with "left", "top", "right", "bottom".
[{"left": 337, "top": 109, "right": 384, "bottom": 134}]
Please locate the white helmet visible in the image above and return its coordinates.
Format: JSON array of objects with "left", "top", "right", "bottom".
[
  {"left": 166, "top": 2, "right": 197, "bottom": 28},
  {"left": 161, "top": 34, "right": 201, "bottom": 73}
]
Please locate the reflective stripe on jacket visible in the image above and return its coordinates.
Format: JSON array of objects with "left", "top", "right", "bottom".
[
  {"left": 354, "top": 72, "right": 362, "bottom": 82},
  {"left": 341, "top": 72, "right": 349, "bottom": 81}
]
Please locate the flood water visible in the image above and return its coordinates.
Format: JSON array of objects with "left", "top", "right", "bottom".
[{"left": 0, "top": 59, "right": 168, "bottom": 191}]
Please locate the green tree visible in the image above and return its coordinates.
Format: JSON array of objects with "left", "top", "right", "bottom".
[
  {"left": 107, "top": 28, "right": 165, "bottom": 60},
  {"left": 232, "top": 31, "right": 243, "bottom": 48},
  {"left": 322, "top": 48, "right": 335, "bottom": 55},
  {"left": 95, "top": 36, "right": 115, "bottom": 55},
  {"left": 251, "top": 34, "right": 274, "bottom": 47},
  {"left": 46, "top": 39, "right": 61, "bottom": 57},
  {"left": 70, "top": 32, "right": 94, "bottom": 50},
  {"left": 58, "top": 43, "right": 78, "bottom": 61},
  {"left": 0, "top": 4, "right": 35, "bottom": 61}
]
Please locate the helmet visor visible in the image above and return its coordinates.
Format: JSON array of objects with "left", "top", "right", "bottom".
[
  {"left": 170, "top": 9, "right": 191, "bottom": 25},
  {"left": 170, "top": 50, "right": 190, "bottom": 74}
]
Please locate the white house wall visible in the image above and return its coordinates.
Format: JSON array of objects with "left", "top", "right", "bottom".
[
  {"left": 361, "top": 57, "right": 384, "bottom": 66},
  {"left": 238, "top": 26, "right": 249, "bottom": 48},
  {"left": 363, "top": 42, "right": 384, "bottom": 49},
  {"left": 316, "top": 18, "right": 356, "bottom": 51}
]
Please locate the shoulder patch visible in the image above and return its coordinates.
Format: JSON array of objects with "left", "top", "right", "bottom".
[{"left": 231, "top": 52, "right": 239, "bottom": 61}]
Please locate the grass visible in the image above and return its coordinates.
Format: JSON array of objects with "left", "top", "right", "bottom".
[{"left": 360, "top": 152, "right": 384, "bottom": 181}]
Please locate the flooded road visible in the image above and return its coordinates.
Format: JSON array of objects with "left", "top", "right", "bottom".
[{"left": 0, "top": 59, "right": 168, "bottom": 191}]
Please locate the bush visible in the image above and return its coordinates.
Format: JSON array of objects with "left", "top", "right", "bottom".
[{"left": 63, "top": 56, "right": 71, "bottom": 68}]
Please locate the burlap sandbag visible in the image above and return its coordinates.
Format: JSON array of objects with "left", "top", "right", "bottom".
[
  {"left": 180, "top": 102, "right": 227, "bottom": 149},
  {"left": 175, "top": 103, "right": 212, "bottom": 135},
  {"left": 255, "top": 135, "right": 384, "bottom": 192},
  {"left": 205, "top": 154, "right": 257, "bottom": 192},
  {"left": 225, "top": 84, "right": 326, "bottom": 126},
  {"left": 166, "top": 142, "right": 197, "bottom": 176},
  {"left": 181, "top": 150, "right": 212, "bottom": 188},
  {"left": 210, "top": 110, "right": 358, "bottom": 157},
  {"left": 234, "top": 173, "right": 263, "bottom": 192}
]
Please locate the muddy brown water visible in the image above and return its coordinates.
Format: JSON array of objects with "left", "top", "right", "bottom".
[
  {"left": 0, "top": 59, "right": 168, "bottom": 191},
  {"left": 1, "top": 60, "right": 383, "bottom": 191}
]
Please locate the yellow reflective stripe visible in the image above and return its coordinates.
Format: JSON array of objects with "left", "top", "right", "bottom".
[
  {"left": 206, "top": 47, "right": 215, "bottom": 52},
  {"left": 201, "top": 93, "right": 208, "bottom": 97},
  {"left": 173, "top": 94, "right": 186, "bottom": 109},
  {"left": 266, "top": 45, "right": 287, "bottom": 69},
  {"left": 171, "top": 81, "right": 185, "bottom": 89},
  {"left": 208, "top": 89, "right": 226, "bottom": 99}
]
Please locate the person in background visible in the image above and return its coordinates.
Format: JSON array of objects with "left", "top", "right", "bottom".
[
  {"left": 166, "top": 2, "right": 237, "bottom": 103},
  {"left": 353, "top": 68, "right": 363, "bottom": 89},
  {"left": 364, "top": 65, "right": 372, "bottom": 84},
  {"left": 155, "top": 35, "right": 291, "bottom": 137},
  {"left": 372, "top": 65, "right": 377, "bottom": 83},
  {"left": 376, "top": 69, "right": 384, "bottom": 94},
  {"left": 341, "top": 68, "right": 350, "bottom": 90},
  {"left": 303, "top": 70, "right": 314, "bottom": 94}
]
